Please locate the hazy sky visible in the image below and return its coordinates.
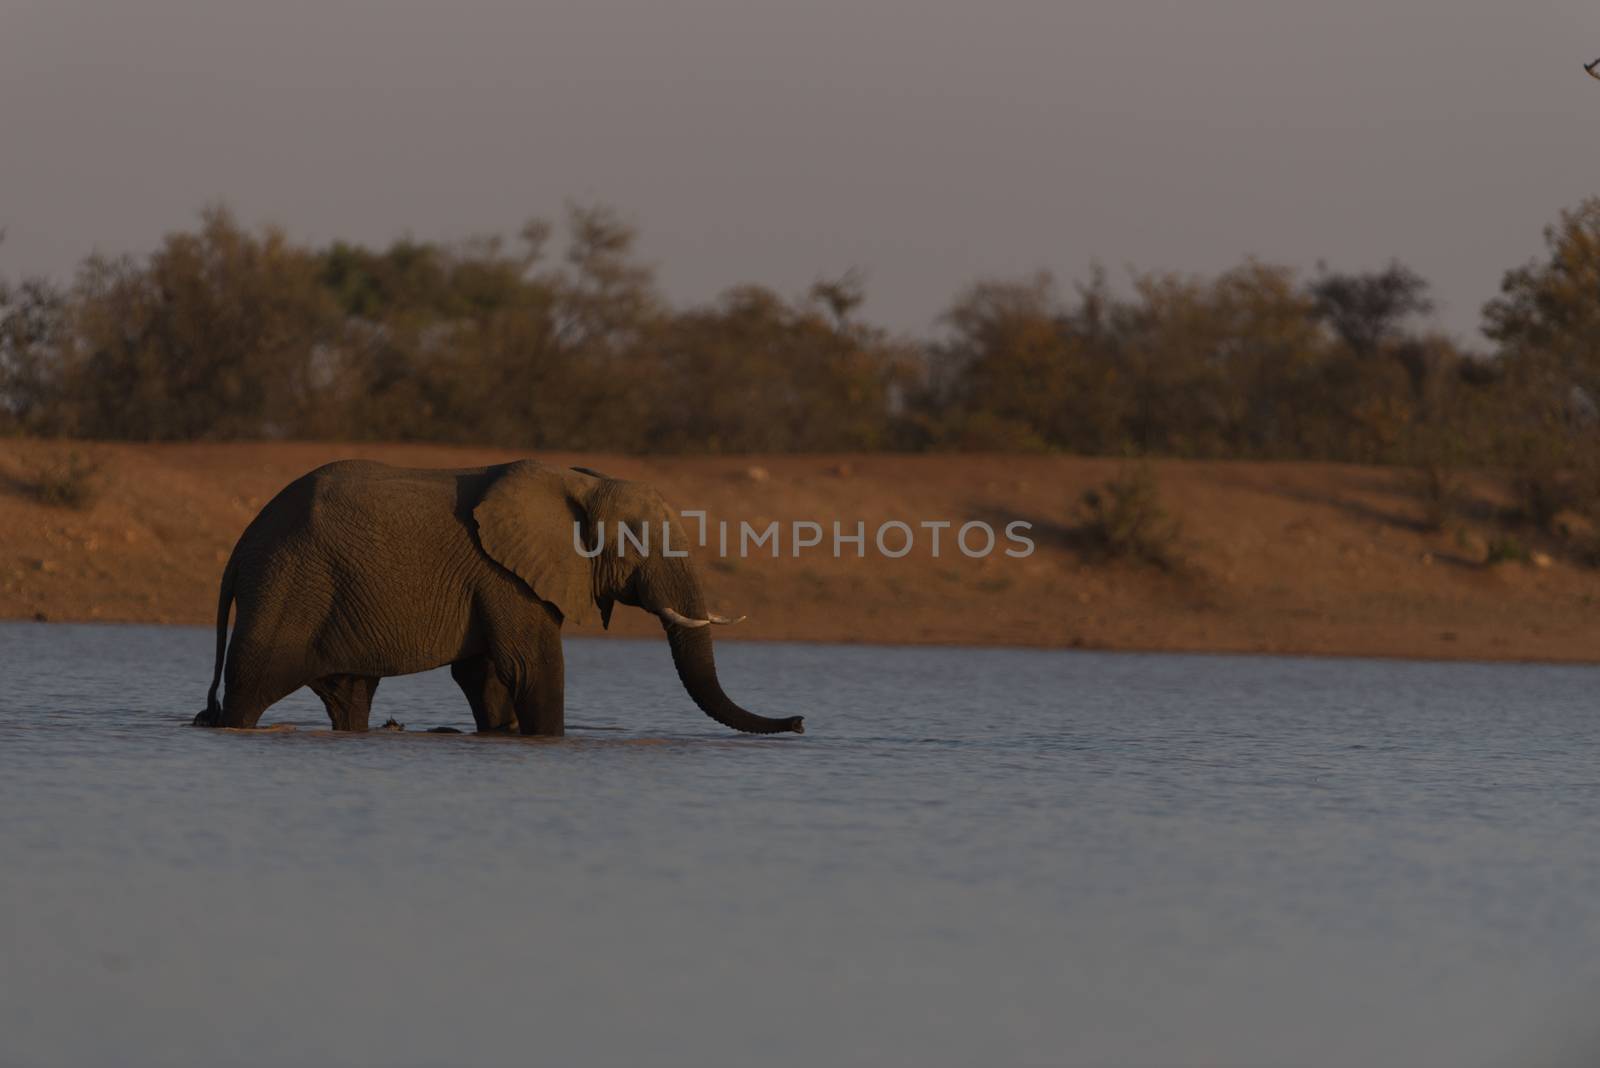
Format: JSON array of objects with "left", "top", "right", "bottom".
[{"left": 2, "top": 0, "right": 1597, "bottom": 341}]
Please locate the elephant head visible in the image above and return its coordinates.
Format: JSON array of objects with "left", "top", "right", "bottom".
[{"left": 473, "top": 461, "right": 804, "bottom": 734}]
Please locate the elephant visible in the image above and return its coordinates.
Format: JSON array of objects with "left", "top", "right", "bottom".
[{"left": 191, "top": 459, "right": 804, "bottom": 737}]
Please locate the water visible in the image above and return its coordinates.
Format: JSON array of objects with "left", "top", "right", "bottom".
[{"left": 4, "top": 621, "right": 1600, "bottom": 1067}]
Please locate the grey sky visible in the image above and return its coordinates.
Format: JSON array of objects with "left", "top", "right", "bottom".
[{"left": 2, "top": 0, "right": 1596, "bottom": 342}]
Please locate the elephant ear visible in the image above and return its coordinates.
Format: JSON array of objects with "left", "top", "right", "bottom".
[{"left": 473, "top": 461, "right": 598, "bottom": 626}]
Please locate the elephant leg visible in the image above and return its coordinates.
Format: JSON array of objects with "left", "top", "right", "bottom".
[
  {"left": 217, "top": 646, "right": 312, "bottom": 730},
  {"left": 450, "top": 656, "right": 517, "bottom": 733},
  {"left": 513, "top": 658, "right": 565, "bottom": 737},
  {"left": 309, "top": 674, "right": 381, "bottom": 732},
  {"left": 495, "top": 634, "right": 564, "bottom": 738}
]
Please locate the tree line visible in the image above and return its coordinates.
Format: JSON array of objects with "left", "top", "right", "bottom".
[{"left": 3, "top": 199, "right": 1600, "bottom": 494}]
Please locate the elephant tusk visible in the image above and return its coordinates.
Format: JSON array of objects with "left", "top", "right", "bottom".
[
  {"left": 658, "top": 607, "right": 747, "bottom": 627},
  {"left": 658, "top": 606, "right": 711, "bottom": 629}
]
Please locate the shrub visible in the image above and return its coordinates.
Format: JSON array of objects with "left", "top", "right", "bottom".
[
  {"left": 1073, "top": 464, "right": 1184, "bottom": 570},
  {"left": 1509, "top": 467, "right": 1575, "bottom": 531},
  {"left": 1484, "top": 534, "right": 1528, "bottom": 565},
  {"left": 1570, "top": 535, "right": 1600, "bottom": 570},
  {"left": 27, "top": 450, "right": 102, "bottom": 509},
  {"left": 1410, "top": 462, "right": 1463, "bottom": 532}
]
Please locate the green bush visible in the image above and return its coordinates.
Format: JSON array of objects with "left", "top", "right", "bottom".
[
  {"left": 1073, "top": 464, "right": 1184, "bottom": 570},
  {"left": 1410, "top": 463, "right": 1463, "bottom": 532},
  {"left": 1509, "top": 467, "right": 1575, "bottom": 530},
  {"left": 1484, "top": 534, "right": 1528, "bottom": 566},
  {"left": 27, "top": 451, "right": 102, "bottom": 509}
]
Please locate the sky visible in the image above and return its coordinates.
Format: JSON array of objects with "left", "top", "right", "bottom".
[{"left": 1, "top": 0, "right": 1597, "bottom": 343}]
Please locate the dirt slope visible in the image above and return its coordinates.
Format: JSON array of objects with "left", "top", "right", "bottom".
[{"left": 2, "top": 439, "right": 1596, "bottom": 661}]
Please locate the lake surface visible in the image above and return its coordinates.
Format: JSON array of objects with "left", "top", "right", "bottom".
[{"left": 4, "top": 622, "right": 1600, "bottom": 1066}]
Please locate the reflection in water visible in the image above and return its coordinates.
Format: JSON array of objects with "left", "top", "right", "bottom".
[{"left": 4, "top": 621, "right": 1600, "bottom": 1066}]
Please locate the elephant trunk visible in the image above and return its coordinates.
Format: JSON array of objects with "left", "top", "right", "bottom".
[{"left": 664, "top": 622, "right": 804, "bottom": 735}]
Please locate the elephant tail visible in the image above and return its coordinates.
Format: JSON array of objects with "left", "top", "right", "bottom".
[{"left": 197, "top": 549, "right": 239, "bottom": 725}]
